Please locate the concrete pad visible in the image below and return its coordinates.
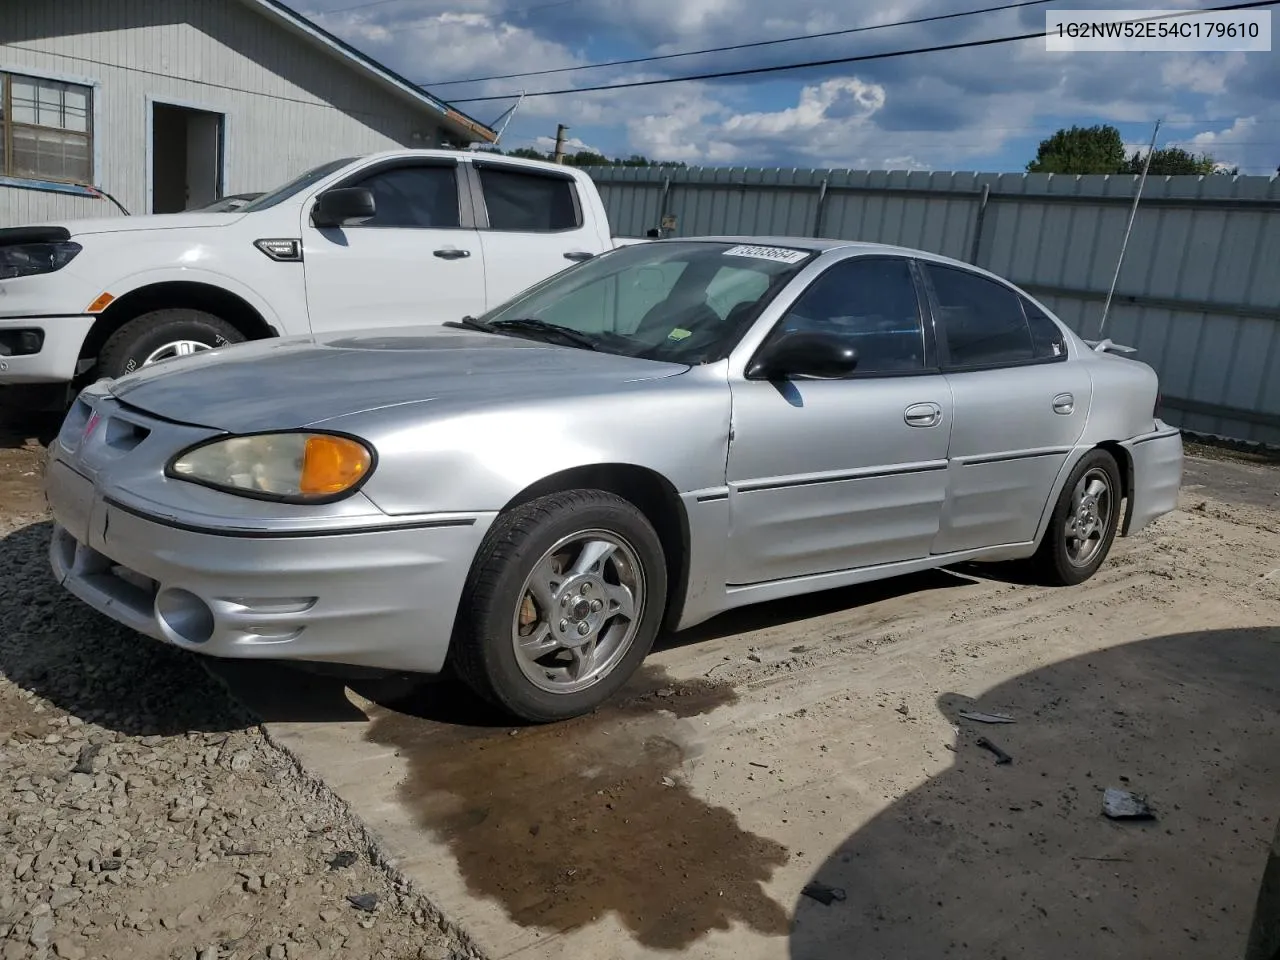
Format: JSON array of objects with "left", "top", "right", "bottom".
[{"left": 211, "top": 485, "right": 1280, "bottom": 959}]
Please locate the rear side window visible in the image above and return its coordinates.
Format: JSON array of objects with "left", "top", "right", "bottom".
[
  {"left": 1022, "top": 296, "right": 1069, "bottom": 360},
  {"left": 350, "top": 164, "right": 460, "bottom": 228},
  {"left": 926, "top": 264, "right": 1034, "bottom": 368},
  {"left": 477, "top": 166, "right": 581, "bottom": 232}
]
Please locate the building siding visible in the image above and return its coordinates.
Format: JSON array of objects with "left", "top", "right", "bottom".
[
  {"left": 0, "top": 0, "right": 448, "bottom": 224},
  {"left": 588, "top": 166, "right": 1280, "bottom": 445}
]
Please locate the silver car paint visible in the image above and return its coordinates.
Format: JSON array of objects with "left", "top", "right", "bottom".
[{"left": 46, "top": 238, "right": 1183, "bottom": 674}]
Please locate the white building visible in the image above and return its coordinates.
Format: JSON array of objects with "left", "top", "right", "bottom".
[{"left": 0, "top": 0, "right": 497, "bottom": 225}]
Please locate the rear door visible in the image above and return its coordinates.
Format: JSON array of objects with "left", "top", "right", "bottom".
[
  {"left": 301, "top": 158, "right": 485, "bottom": 332},
  {"left": 920, "top": 261, "right": 1092, "bottom": 554},
  {"left": 466, "top": 160, "right": 608, "bottom": 308}
]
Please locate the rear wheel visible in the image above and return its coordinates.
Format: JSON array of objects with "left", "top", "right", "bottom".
[
  {"left": 450, "top": 489, "right": 667, "bottom": 723},
  {"left": 1026, "top": 448, "right": 1122, "bottom": 586},
  {"left": 97, "top": 308, "right": 244, "bottom": 379}
]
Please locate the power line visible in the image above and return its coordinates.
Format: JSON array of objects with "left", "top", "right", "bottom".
[
  {"left": 447, "top": 0, "right": 1280, "bottom": 104},
  {"left": 420, "top": 0, "right": 1058, "bottom": 87}
]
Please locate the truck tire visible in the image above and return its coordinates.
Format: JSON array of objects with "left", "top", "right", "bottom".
[
  {"left": 450, "top": 489, "right": 668, "bottom": 723},
  {"left": 98, "top": 309, "right": 245, "bottom": 379}
]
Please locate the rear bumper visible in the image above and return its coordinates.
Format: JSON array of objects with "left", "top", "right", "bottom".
[
  {"left": 46, "top": 460, "right": 495, "bottom": 673},
  {"left": 1120, "top": 420, "right": 1183, "bottom": 536},
  {"left": 0, "top": 315, "right": 93, "bottom": 384}
]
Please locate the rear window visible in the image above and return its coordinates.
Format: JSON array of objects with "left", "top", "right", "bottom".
[{"left": 476, "top": 165, "right": 581, "bottom": 232}]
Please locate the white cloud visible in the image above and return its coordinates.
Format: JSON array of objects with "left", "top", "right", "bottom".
[{"left": 723, "top": 78, "right": 885, "bottom": 136}]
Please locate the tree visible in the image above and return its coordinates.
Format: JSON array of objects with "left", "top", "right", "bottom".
[
  {"left": 1125, "top": 146, "right": 1218, "bottom": 176},
  {"left": 1027, "top": 124, "right": 1127, "bottom": 174}
]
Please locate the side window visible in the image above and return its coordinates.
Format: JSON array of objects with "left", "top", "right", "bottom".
[
  {"left": 350, "top": 165, "right": 460, "bottom": 228},
  {"left": 1021, "top": 296, "right": 1069, "bottom": 360},
  {"left": 926, "top": 264, "right": 1034, "bottom": 367},
  {"left": 476, "top": 166, "right": 581, "bottom": 232},
  {"left": 775, "top": 257, "right": 927, "bottom": 373}
]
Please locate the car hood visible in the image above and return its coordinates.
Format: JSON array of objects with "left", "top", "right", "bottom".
[
  {"left": 39, "top": 212, "right": 249, "bottom": 237},
  {"left": 105, "top": 325, "right": 689, "bottom": 434}
]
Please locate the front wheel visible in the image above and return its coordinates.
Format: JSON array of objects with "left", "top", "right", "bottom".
[
  {"left": 1026, "top": 449, "right": 1123, "bottom": 586},
  {"left": 450, "top": 489, "right": 667, "bottom": 723},
  {"left": 97, "top": 308, "right": 245, "bottom": 379}
]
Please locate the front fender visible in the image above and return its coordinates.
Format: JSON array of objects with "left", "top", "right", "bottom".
[{"left": 95, "top": 266, "right": 287, "bottom": 332}]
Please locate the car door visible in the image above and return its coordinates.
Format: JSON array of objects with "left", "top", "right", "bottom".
[
  {"left": 919, "top": 261, "right": 1093, "bottom": 554},
  {"left": 301, "top": 158, "right": 485, "bottom": 332},
  {"left": 466, "top": 160, "right": 607, "bottom": 308},
  {"left": 725, "top": 255, "right": 953, "bottom": 586}
]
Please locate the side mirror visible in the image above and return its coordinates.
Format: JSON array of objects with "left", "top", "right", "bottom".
[
  {"left": 311, "top": 188, "right": 375, "bottom": 228},
  {"left": 746, "top": 331, "right": 859, "bottom": 380}
]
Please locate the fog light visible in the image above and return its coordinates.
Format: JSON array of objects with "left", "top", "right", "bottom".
[{"left": 156, "top": 587, "right": 215, "bottom": 645}]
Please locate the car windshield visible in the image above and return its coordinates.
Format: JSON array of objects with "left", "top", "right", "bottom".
[
  {"left": 239, "top": 157, "right": 356, "bottom": 212},
  {"left": 477, "top": 240, "right": 815, "bottom": 364}
]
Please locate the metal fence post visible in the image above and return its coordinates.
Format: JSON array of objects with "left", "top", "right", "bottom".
[
  {"left": 812, "top": 178, "right": 829, "bottom": 238},
  {"left": 657, "top": 177, "right": 671, "bottom": 237},
  {"left": 968, "top": 183, "right": 990, "bottom": 265}
]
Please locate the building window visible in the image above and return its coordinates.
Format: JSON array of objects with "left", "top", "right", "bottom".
[{"left": 1, "top": 72, "right": 94, "bottom": 184}]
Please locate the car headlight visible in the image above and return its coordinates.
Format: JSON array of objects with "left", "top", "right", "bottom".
[
  {"left": 166, "top": 432, "right": 374, "bottom": 502},
  {"left": 0, "top": 241, "right": 82, "bottom": 279}
]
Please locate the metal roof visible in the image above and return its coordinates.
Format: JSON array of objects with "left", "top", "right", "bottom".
[{"left": 239, "top": 0, "right": 498, "bottom": 144}]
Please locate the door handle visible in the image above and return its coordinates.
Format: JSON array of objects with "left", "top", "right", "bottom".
[
  {"left": 564, "top": 251, "right": 594, "bottom": 262},
  {"left": 904, "top": 402, "right": 942, "bottom": 428},
  {"left": 433, "top": 248, "right": 471, "bottom": 260},
  {"left": 1052, "top": 393, "right": 1075, "bottom": 415}
]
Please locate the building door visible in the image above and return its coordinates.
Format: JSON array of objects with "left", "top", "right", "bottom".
[{"left": 151, "top": 103, "right": 224, "bottom": 212}]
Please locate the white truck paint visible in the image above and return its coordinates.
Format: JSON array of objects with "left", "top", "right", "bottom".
[{"left": 0, "top": 149, "right": 643, "bottom": 406}]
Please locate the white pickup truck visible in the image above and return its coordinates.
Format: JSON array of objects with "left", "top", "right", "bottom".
[{"left": 0, "top": 149, "right": 647, "bottom": 409}]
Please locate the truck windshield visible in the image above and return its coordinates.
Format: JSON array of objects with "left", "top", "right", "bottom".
[
  {"left": 476, "top": 240, "right": 815, "bottom": 364},
  {"left": 239, "top": 157, "right": 356, "bottom": 212}
]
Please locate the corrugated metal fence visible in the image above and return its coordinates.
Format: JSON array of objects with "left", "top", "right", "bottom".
[{"left": 585, "top": 166, "right": 1280, "bottom": 446}]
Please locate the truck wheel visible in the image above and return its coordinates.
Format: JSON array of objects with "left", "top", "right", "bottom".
[
  {"left": 98, "top": 309, "right": 245, "bottom": 379},
  {"left": 450, "top": 489, "right": 668, "bottom": 723},
  {"left": 1026, "top": 448, "right": 1122, "bottom": 586}
]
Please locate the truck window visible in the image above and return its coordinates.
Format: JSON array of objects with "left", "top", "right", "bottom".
[
  {"left": 349, "top": 165, "right": 461, "bottom": 229},
  {"left": 476, "top": 166, "right": 581, "bottom": 232}
]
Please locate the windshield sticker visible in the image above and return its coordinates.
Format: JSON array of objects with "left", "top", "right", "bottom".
[
  {"left": 722, "top": 244, "right": 809, "bottom": 264},
  {"left": 667, "top": 327, "right": 692, "bottom": 341}
]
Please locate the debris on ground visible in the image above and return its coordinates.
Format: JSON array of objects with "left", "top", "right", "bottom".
[
  {"left": 895, "top": 703, "right": 911, "bottom": 717},
  {"left": 1102, "top": 787, "right": 1156, "bottom": 820},
  {"left": 346, "top": 892, "right": 380, "bottom": 913},
  {"left": 801, "top": 881, "right": 848, "bottom": 906},
  {"left": 976, "top": 736, "right": 1013, "bottom": 764},
  {"left": 328, "top": 850, "right": 359, "bottom": 869},
  {"left": 959, "top": 710, "right": 1016, "bottom": 724}
]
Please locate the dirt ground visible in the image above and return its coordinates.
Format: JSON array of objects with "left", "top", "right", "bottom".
[{"left": 2, "top": 412, "right": 1279, "bottom": 960}]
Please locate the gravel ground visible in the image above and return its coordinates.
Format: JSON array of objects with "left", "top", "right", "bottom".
[{"left": 0, "top": 436, "right": 474, "bottom": 960}]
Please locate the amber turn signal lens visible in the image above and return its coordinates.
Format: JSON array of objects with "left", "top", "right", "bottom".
[{"left": 300, "top": 435, "right": 371, "bottom": 496}]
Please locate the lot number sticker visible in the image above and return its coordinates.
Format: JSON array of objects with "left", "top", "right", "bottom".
[{"left": 722, "top": 244, "right": 809, "bottom": 264}]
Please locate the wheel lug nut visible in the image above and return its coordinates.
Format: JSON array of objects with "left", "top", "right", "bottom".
[
  {"left": 581, "top": 583, "right": 592, "bottom": 595},
  {"left": 577, "top": 622, "right": 590, "bottom": 636},
  {"left": 559, "top": 619, "right": 568, "bottom": 632},
  {"left": 591, "top": 599, "right": 603, "bottom": 612}
]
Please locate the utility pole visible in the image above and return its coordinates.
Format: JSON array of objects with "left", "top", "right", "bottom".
[
  {"left": 553, "top": 123, "right": 568, "bottom": 164},
  {"left": 1098, "top": 118, "right": 1160, "bottom": 339}
]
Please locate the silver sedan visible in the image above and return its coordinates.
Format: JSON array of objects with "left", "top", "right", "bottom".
[{"left": 44, "top": 237, "right": 1183, "bottom": 721}]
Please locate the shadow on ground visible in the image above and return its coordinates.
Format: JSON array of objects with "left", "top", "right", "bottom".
[{"left": 789, "top": 626, "right": 1280, "bottom": 960}]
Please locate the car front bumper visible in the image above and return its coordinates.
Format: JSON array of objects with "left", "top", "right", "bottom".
[
  {"left": 46, "top": 460, "right": 495, "bottom": 673},
  {"left": 0, "top": 315, "right": 94, "bottom": 384}
]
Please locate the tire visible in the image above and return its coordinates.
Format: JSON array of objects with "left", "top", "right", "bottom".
[
  {"left": 450, "top": 489, "right": 668, "bottom": 723},
  {"left": 1026, "top": 448, "right": 1123, "bottom": 586},
  {"left": 98, "top": 308, "right": 245, "bottom": 379}
]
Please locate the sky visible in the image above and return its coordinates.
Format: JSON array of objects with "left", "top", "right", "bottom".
[{"left": 297, "top": 0, "right": 1280, "bottom": 175}]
